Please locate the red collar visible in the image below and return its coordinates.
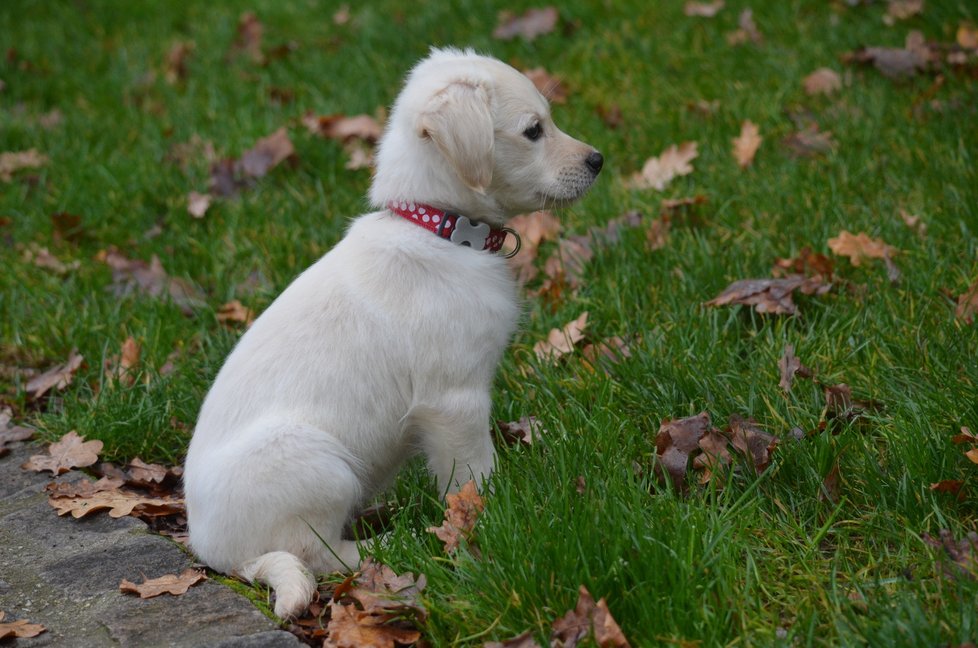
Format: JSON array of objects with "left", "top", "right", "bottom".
[{"left": 387, "top": 201, "right": 509, "bottom": 254}]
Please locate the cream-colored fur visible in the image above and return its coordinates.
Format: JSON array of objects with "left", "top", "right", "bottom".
[{"left": 183, "top": 47, "right": 602, "bottom": 619}]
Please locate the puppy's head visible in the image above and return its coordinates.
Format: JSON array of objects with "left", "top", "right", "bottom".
[{"left": 370, "top": 48, "right": 602, "bottom": 226}]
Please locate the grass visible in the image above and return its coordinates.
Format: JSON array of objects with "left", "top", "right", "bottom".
[{"left": 2, "top": 0, "right": 978, "bottom": 645}]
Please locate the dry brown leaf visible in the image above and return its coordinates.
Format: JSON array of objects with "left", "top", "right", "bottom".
[
  {"left": 898, "top": 209, "right": 926, "bottom": 236},
  {"left": 126, "top": 457, "right": 183, "bottom": 488},
  {"left": 187, "top": 191, "right": 212, "bottom": 219},
  {"left": 97, "top": 246, "right": 204, "bottom": 310},
  {"left": 966, "top": 448, "right": 978, "bottom": 465},
  {"left": 492, "top": 7, "right": 559, "bottom": 41},
  {"left": 333, "top": 5, "right": 351, "bottom": 25},
  {"left": 427, "top": 480, "right": 484, "bottom": 554},
  {"left": 822, "top": 383, "right": 882, "bottom": 428},
  {"left": 120, "top": 568, "right": 206, "bottom": 599},
  {"left": 0, "top": 408, "right": 34, "bottom": 452},
  {"left": 551, "top": 585, "right": 630, "bottom": 648},
  {"left": 844, "top": 31, "right": 933, "bottom": 78},
  {"left": 240, "top": 127, "right": 295, "bottom": 179},
  {"left": 726, "top": 8, "right": 762, "bottom": 45},
  {"left": 951, "top": 426, "right": 978, "bottom": 445},
  {"left": 772, "top": 247, "right": 834, "bottom": 280},
  {"left": 820, "top": 462, "right": 841, "bottom": 503},
  {"left": 0, "top": 148, "right": 48, "bottom": 182},
  {"left": 732, "top": 120, "right": 762, "bottom": 168},
  {"left": 104, "top": 336, "right": 141, "bottom": 388},
  {"left": 0, "top": 611, "right": 46, "bottom": 640},
  {"left": 534, "top": 312, "right": 589, "bottom": 362},
  {"left": 24, "top": 349, "right": 84, "bottom": 400},
  {"left": 324, "top": 602, "right": 421, "bottom": 648},
  {"left": 303, "top": 113, "right": 383, "bottom": 143},
  {"left": 958, "top": 23, "right": 978, "bottom": 49},
  {"left": 582, "top": 336, "right": 631, "bottom": 373},
  {"left": 22, "top": 244, "right": 80, "bottom": 275},
  {"left": 343, "top": 141, "right": 374, "bottom": 170},
  {"left": 783, "top": 124, "right": 836, "bottom": 157},
  {"left": 955, "top": 280, "right": 978, "bottom": 324},
  {"left": 922, "top": 529, "right": 978, "bottom": 578},
  {"left": 884, "top": 0, "right": 923, "bottom": 25},
  {"left": 706, "top": 275, "right": 829, "bottom": 316},
  {"left": 216, "top": 300, "right": 255, "bottom": 327},
  {"left": 727, "top": 415, "right": 779, "bottom": 472},
  {"left": 509, "top": 210, "right": 561, "bottom": 252},
  {"left": 656, "top": 413, "right": 711, "bottom": 492},
  {"left": 803, "top": 68, "right": 843, "bottom": 96},
  {"left": 930, "top": 480, "right": 965, "bottom": 496},
  {"left": 484, "top": 630, "right": 542, "bottom": 648},
  {"left": 828, "top": 230, "right": 898, "bottom": 267},
  {"left": 684, "top": 1, "right": 724, "bottom": 17},
  {"left": 164, "top": 41, "right": 193, "bottom": 84},
  {"left": 692, "top": 426, "right": 733, "bottom": 484},
  {"left": 778, "top": 344, "right": 813, "bottom": 392},
  {"left": 45, "top": 476, "right": 124, "bottom": 499},
  {"left": 495, "top": 417, "right": 544, "bottom": 446},
  {"left": 233, "top": 12, "right": 264, "bottom": 63},
  {"left": 48, "top": 487, "right": 184, "bottom": 519},
  {"left": 625, "top": 142, "right": 698, "bottom": 191},
  {"left": 22, "top": 431, "right": 102, "bottom": 475},
  {"left": 524, "top": 67, "right": 567, "bottom": 103}
]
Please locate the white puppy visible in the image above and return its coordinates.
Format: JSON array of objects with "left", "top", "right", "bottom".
[{"left": 183, "top": 47, "right": 602, "bottom": 619}]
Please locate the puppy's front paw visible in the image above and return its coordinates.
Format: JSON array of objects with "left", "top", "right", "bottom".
[{"left": 272, "top": 577, "right": 317, "bottom": 620}]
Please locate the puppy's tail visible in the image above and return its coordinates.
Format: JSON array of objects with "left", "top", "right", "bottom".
[{"left": 236, "top": 551, "right": 317, "bottom": 620}]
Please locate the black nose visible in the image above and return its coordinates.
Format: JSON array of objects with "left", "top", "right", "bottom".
[{"left": 585, "top": 151, "right": 604, "bottom": 175}]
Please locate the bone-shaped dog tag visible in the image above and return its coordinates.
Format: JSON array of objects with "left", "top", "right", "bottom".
[{"left": 449, "top": 215, "right": 490, "bottom": 249}]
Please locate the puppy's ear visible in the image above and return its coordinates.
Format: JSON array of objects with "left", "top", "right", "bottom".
[{"left": 418, "top": 81, "right": 494, "bottom": 194}]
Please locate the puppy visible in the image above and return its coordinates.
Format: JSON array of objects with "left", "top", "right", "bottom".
[{"left": 183, "top": 47, "right": 602, "bottom": 619}]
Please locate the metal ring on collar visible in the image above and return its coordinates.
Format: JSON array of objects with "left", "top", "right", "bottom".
[{"left": 500, "top": 227, "right": 522, "bottom": 259}]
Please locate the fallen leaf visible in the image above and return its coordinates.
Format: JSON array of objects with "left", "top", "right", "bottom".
[
  {"left": 187, "top": 191, "right": 212, "bottom": 219},
  {"left": 828, "top": 230, "right": 898, "bottom": 267},
  {"left": 0, "top": 148, "right": 48, "bottom": 182},
  {"left": 232, "top": 12, "right": 264, "bottom": 63},
  {"left": 38, "top": 109, "right": 63, "bottom": 129},
  {"left": 427, "top": 480, "right": 484, "bottom": 554},
  {"left": 692, "top": 426, "right": 733, "bottom": 484},
  {"left": 21, "top": 244, "right": 80, "bottom": 275},
  {"left": 625, "top": 141, "right": 698, "bottom": 191},
  {"left": 822, "top": 383, "right": 882, "bottom": 428},
  {"left": 508, "top": 210, "right": 561, "bottom": 282},
  {"left": 24, "top": 349, "right": 84, "bottom": 400},
  {"left": 97, "top": 246, "right": 204, "bottom": 310},
  {"left": 844, "top": 31, "right": 933, "bottom": 78},
  {"left": 48, "top": 487, "right": 184, "bottom": 519},
  {"left": 923, "top": 529, "right": 978, "bottom": 578},
  {"left": 684, "top": 1, "right": 724, "bottom": 17},
  {"left": 898, "top": 209, "right": 926, "bottom": 236},
  {"left": 492, "top": 7, "right": 559, "bottom": 41},
  {"left": 303, "top": 113, "right": 383, "bottom": 143},
  {"left": 0, "top": 408, "right": 33, "bottom": 453},
  {"left": 820, "top": 462, "right": 841, "bottom": 503},
  {"left": 803, "top": 67, "right": 843, "bottom": 95},
  {"left": 955, "top": 280, "right": 978, "bottom": 324},
  {"left": 727, "top": 415, "right": 779, "bottom": 472},
  {"left": 333, "top": 5, "right": 351, "bottom": 25},
  {"left": 930, "top": 480, "right": 965, "bottom": 496},
  {"left": 783, "top": 124, "right": 836, "bottom": 157},
  {"left": 104, "top": 336, "right": 141, "bottom": 388},
  {"left": 216, "top": 300, "right": 255, "bottom": 327},
  {"left": 126, "top": 457, "right": 183, "bottom": 489},
  {"left": 22, "top": 431, "right": 103, "bottom": 476},
  {"left": 596, "top": 103, "right": 622, "bottom": 129},
  {"left": 120, "top": 568, "right": 206, "bottom": 599},
  {"left": 45, "top": 476, "right": 124, "bottom": 499},
  {"left": 240, "top": 127, "right": 295, "bottom": 179},
  {"left": 958, "top": 23, "right": 978, "bottom": 50},
  {"left": 726, "top": 8, "right": 763, "bottom": 45},
  {"left": 551, "top": 585, "right": 630, "bottom": 648},
  {"left": 706, "top": 275, "right": 829, "bottom": 315},
  {"left": 51, "top": 211, "right": 84, "bottom": 244},
  {"left": 0, "top": 611, "right": 46, "bottom": 640},
  {"left": 732, "top": 120, "right": 762, "bottom": 168},
  {"left": 495, "top": 417, "right": 544, "bottom": 446},
  {"left": 951, "top": 426, "right": 978, "bottom": 445},
  {"left": 324, "top": 601, "right": 421, "bottom": 648},
  {"left": 164, "top": 41, "right": 194, "bottom": 84},
  {"left": 484, "top": 630, "right": 542, "bottom": 648},
  {"left": 534, "top": 312, "right": 589, "bottom": 362},
  {"left": 343, "top": 141, "right": 374, "bottom": 170},
  {"left": 966, "top": 449, "right": 978, "bottom": 465},
  {"left": 778, "top": 344, "right": 813, "bottom": 392},
  {"left": 884, "top": 0, "right": 923, "bottom": 25},
  {"left": 582, "top": 336, "right": 631, "bottom": 372},
  {"left": 772, "top": 247, "right": 834, "bottom": 280},
  {"left": 656, "top": 412, "right": 711, "bottom": 492},
  {"left": 524, "top": 67, "right": 567, "bottom": 103}
]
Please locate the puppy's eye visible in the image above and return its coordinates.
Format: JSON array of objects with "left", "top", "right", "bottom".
[{"left": 522, "top": 122, "right": 543, "bottom": 141}]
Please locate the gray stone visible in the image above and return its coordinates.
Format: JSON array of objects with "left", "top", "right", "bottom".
[{"left": 0, "top": 445, "right": 301, "bottom": 647}]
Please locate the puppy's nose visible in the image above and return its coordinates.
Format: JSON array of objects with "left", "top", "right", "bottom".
[{"left": 585, "top": 151, "right": 604, "bottom": 175}]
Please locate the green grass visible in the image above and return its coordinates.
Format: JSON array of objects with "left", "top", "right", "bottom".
[{"left": 3, "top": 0, "right": 978, "bottom": 645}]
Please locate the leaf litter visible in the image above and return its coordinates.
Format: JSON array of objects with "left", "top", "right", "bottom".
[{"left": 120, "top": 569, "right": 206, "bottom": 599}]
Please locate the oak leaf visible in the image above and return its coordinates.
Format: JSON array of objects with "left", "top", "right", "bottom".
[
  {"left": 232, "top": 12, "right": 264, "bottom": 63},
  {"left": 0, "top": 611, "right": 46, "bottom": 640},
  {"left": 772, "top": 247, "right": 834, "bottom": 280},
  {"left": 951, "top": 426, "right": 978, "bottom": 445},
  {"left": 0, "top": 148, "right": 48, "bottom": 182},
  {"left": 582, "top": 336, "right": 631, "bottom": 373},
  {"left": 216, "top": 300, "right": 255, "bottom": 328},
  {"left": 97, "top": 246, "right": 204, "bottom": 310},
  {"left": 828, "top": 231, "right": 898, "bottom": 266},
  {"left": 495, "top": 417, "right": 544, "bottom": 446},
  {"left": 524, "top": 67, "right": 567, "bottom": 104},
  {"left": 732, "top": 120, "right": 762, "bottom": 168},
  {"left": 302, "top": 113, "right": 383, "bottom": 143},
  {"left": 0, "top": 407, "right": 34, "bottom": 453},
  {"left": 803, "top": 67, "right": 842, "bottom": 95},
  {"left": 884, "top": 0, "right": 923, "bottom": 25},
  {"left": 534, "top": 312, "right": 589, "bottom": 362},
  {"left": 104, "top": 336, "right": 141, "bottom": 388},
  {"left": 706, "top": 275, "right": 828, "bottom": 315},
  {"left": 48, "top": 487, "right": 184, "bottom": 519},
  {"left": 922, "top": 529, "right": 978, "bottom": 579},
  {"left": 625, "top": 142, "right": 698, "bottom": 191},
  {"left": 684, "top": 1, "right": 724, "bottom": 17},
  {"left": 24, "top": 349, "right": 84, "bottom": 400},
  {"left": 783, "top": 124, "right": 836, "bottom": 157},
  {"left": 125, "top": 457, "right": 183, "bottom": 490},
  {"left": 427, "top": 480, "right": 484, "bottom": 554},
  {"left": 240, "top": 127, "right": 295, "bottom": 179},
  {"left": 484, "top": 630, "right": 542, "bottom": 648},
  {"left": 778, "top": 344, "right": 813, "bottom": 392},
  {"left": 22, "top": 431, "right": 102, "bottom": 476},
  {"left": 508, "top": 210, "right": 561, "bottom": 283},
  {"left": 551, "top": 585, "right": 630, "bottom": 648},
  {"left": 656, "top": 413, "right": 711, "bottom": 492},
  {"left": 22, "top": 244, "right": 80, "bottom": 275},
  {"left": 930, "top": 480, "right": 964, "bottom": 497},
  {"left": 844, "top": 31, "right": 933, "bottom": 79},
  {"left": 726, "top": 8, "right": 762, "bottom": 45},
  {"left": 324, "top": 602, "right": 421, "bottom": 648},
  {"left": 45, "top": 476, "right": 124, "bottom": 499},
  {"left": 120, "top": 568, "right": 206, "bottom": 598},
  {"left": 727, "top": 415, "right": 779, "bottom": 472},
  {"left": 492, "top": 7, "right": 559, "bottom": 41}
]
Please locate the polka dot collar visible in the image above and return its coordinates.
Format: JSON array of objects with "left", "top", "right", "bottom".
[{"left": 386, "top": 201, "right": 515, "bottom": 255}]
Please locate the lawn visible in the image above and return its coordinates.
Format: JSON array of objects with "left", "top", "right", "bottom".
[{"left": 2, "top": 0, "right": 978, "bottom": 645}]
